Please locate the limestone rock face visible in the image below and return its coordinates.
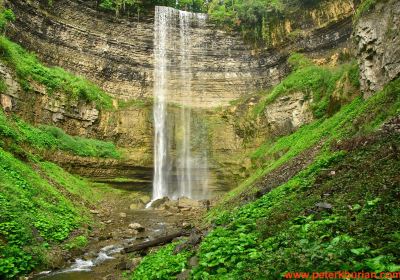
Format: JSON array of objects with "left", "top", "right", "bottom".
[
  {"left": 0, "top": 62, "right": 100, "bottom": 134},
  {"left": 263, "top": 92, "right": 314, "bottom": 137},
  {"left": 6, "top": 0, "right": 354, "bottom": 107},
  {"left": 354, "top": 0, "right": 400, "bottom": 97}
]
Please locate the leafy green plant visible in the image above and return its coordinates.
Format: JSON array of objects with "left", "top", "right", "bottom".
[
  {"left": 63, "top": 235, "right": 88, "bottom": 250},
  {"left": 131, "top": 242, "right": 191, "bottom": 279},
  {"left": 0, "top": 146, "right": 96, "bottom": 279}
]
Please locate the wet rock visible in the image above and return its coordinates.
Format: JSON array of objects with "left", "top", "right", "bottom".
[
  {"left": 129, "top": 257, "right": 142, "bottom": 270},
  {"left": 150, "top": 197, "right": 170, "bottom": 209},
  {"left": 130, "top": 199, "right": 146, "bottom": 210},
  {"left": 99, "top": 232, "right": 113, "bottom": 240},
  {"left": 188, "top": 232, "right": 202, "bottom": 246},
  {"left": 126, "top": 229, "right": 139, "bottom": 236},
  {"left": 182, "top": 222, "right": 192, "bottom": 229},
  {"left": 129, "top": 223, "right": 145, "bottom": 232},
  {"left": 165, "top": 200, "right": 179, "bottom": 208},
  {"left": 173, "top": 243, "right": 187, "bottom": 254},
  {"left": 136, "top": 236, "right": 149, "bottom": 240},
  {"left": 119, "top": 212, "right": 127, "bottom": 218},
  {"left": 178, "top": 197, "right": 202, "bottom": 208},
  {"left": 116, "top": 260, "right": 130, "bottom": 270},
  {"left": 105, "top": 220, "right": 112, "bottom": 224},
  {"left": 90, "top": 209, "right": 100, "bottom": 214},
  {"left": 166, "top": 206, "right": 180, "bottom": 213},
  {"left": 200, "top": 199, "right": 211, "bottom": 210},
  {"left": 83, "top": 251, "right": 97, "bottom": 261}
]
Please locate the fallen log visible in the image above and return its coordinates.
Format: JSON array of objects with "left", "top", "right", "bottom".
[{"left": 123, "top": 231, "right": 190, "bottom": 253}]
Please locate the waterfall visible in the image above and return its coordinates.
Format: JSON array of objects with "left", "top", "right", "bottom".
[{"left": 152, "top": 6, "right": 209, "bottom": 202}]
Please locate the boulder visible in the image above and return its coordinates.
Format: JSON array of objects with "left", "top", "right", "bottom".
[
  {"left": 150, "top": 197, "right": 170, "bottom": 209},
  {"left": 128, "top": 223, "right": 145, "bottom": 232},
  {"left": 177, "top": 197, "right": 202, "bottom": 208}
]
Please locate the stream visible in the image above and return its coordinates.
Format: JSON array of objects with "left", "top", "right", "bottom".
[{"left": 30, "top": 177, "right": 205, "bottom": 280}]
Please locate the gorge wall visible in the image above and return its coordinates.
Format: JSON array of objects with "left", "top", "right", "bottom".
[
  {"left": 1, "top": 0, "right": 358, "bottom": 185},
  {"left": 6, "top": 0, "right": 354, "bottom": 107},
  {"left": 354, "top": 0, "right": 400, "bottom": 98}
]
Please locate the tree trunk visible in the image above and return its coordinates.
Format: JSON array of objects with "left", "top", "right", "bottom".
[{"left": 123, "top": 231, "right": 190, "bottom": 253}]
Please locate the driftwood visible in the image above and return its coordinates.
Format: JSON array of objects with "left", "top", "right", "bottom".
[{"left": 123, "top": 231, "right": 190, "bottom": 253}]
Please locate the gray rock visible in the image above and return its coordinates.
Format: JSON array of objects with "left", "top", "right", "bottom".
[
  {"left": 315, "top": 202, "right": 333, "bottom": 210},
  {"left": 128, "top": 223, "right": 145, "bottom": 232},
  {"left": 150, "top": 197, "right": 170, "bottom": 209},
  {"left": 354, "top": 0, "right": 400, "bottom": 97},
  {"left": 178, "top": 197, "right": 202, "bottom": 208}
]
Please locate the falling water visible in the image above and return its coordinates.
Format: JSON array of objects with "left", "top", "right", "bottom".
[{"left": 152, "top": 6, "right": 208, "bottom": 202}]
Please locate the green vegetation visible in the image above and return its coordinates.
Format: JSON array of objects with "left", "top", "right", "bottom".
[
  {"left": 0, "top": 106, "right": 112, "bottom": 279},
  {"left": 63, "top": 235, "right": 88, "bottom": 250},
  {"left": 0, "top": 110, "right": 120, "bottom": 158},
  {"left": 254, "top": 53, "right": 360, "bottom": 119},
  {"left": 0, "top": 147, "right": 95, "bottom": 279},
  {"left": 130, "top": 71, "right": 400, "bottom": 278},
  {"left": 193, "top": 136, "right": 400, "bottom": 278},
  {"left": 0, "top": 36, "right": 113, "bottom": 109},
  {"left": 132, "top": 242, "right": 192, "bottom": 279}
]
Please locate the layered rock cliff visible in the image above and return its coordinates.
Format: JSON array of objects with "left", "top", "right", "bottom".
[
  {"left": 1, "top": 0, "right": 360, "bottom": 185},
  {"left": 6, "top": 0, "right": 354, "bottom": 107}
]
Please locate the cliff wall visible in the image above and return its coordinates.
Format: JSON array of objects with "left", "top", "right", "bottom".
[
  {"left": 354, "top": 0, "right": 400, "bottom": 98},
  {"left": 6, "top": 0, "right": 354, "bottom": 106}
]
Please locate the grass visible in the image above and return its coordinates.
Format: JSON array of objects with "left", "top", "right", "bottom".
[
  {"left": 0, "top": 36, "right": 113, "bottom": 109},
  {"left": 0, "top": 109, "right": 120, "bottom": 159},
  {"left": 0, "top": 148, "right": 96, "bottom": 279}
]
